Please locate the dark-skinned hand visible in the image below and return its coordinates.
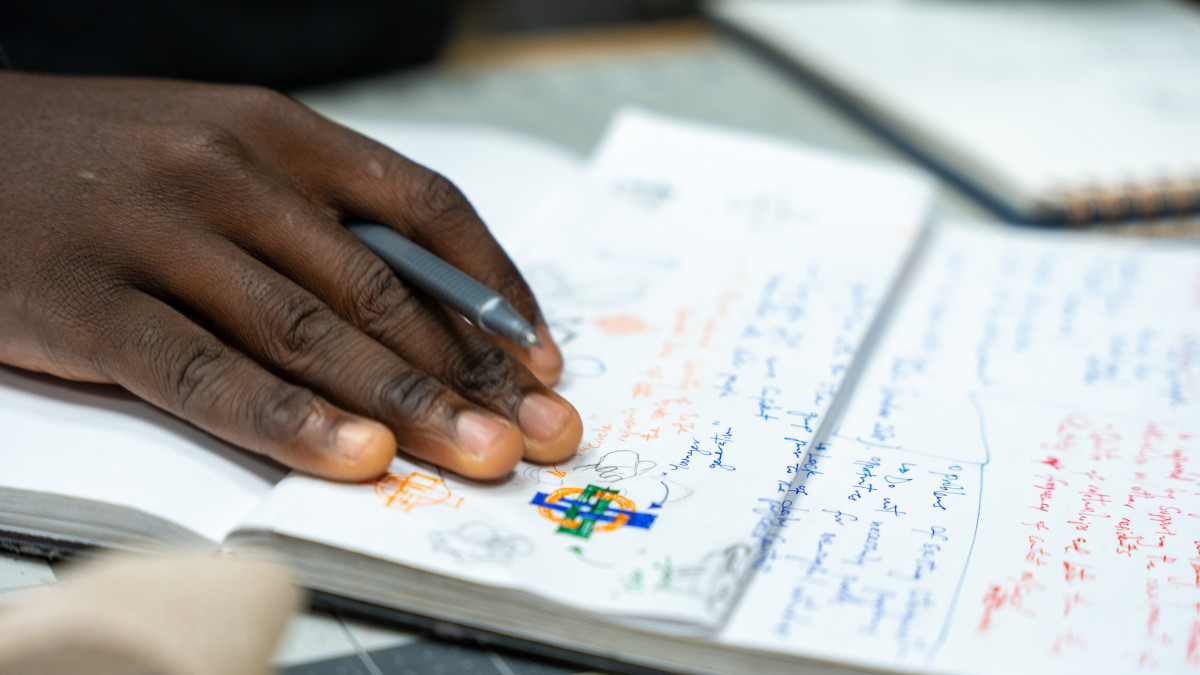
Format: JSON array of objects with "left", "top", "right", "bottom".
[{"left": 0, "top": 72, "right": 583, "bottom": 481}]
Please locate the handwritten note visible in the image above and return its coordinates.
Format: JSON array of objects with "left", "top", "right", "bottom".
[
  {"left": 238, "top": 108, "right": 933, "bottom": 627},
  {"left": 720, "top": 224, "right": 1200, "bottom": 672},
  {"left": 229, "top": 111, "right": 1200, "bottom": 672}
]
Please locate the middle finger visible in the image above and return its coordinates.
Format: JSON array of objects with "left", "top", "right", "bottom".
[
  {"left": 225, "top": 200, "right": 582, "bottom": 464},
  {"left": 149, "top": 229, "right": 531, "bottom": 479}
]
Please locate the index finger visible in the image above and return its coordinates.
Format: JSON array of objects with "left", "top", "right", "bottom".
[{"left": 265, "top": 117, "right": 565, "bottom": 384}]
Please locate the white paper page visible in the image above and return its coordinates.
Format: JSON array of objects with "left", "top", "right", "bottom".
[
  {"left": 0, "top": 366, "right": 284, "bottom": 543},
  {"left": 325, "top": 117, "right": 584, "bottom": 248},
  {"left": 720, "top": 223, "right": 1200, "bottom": 673},
  {"left": 712, "top": 0, "right": 1200, "bottom": 207},
  {"left": 242, "top": 109, "right": 934, "bottom": 627},
  {"left": 0, "top": 121, "right": 580, "bottom": 544}
]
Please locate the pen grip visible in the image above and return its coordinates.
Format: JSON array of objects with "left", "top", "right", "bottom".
[{"left": 347, "top": 223, "right": 496, "bottom": 325}]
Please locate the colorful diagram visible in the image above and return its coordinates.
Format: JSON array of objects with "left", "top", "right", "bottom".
[
  {"left": 374, "top": 472, "right": 463, "bottom": 512},
  {"left": 531, "top": 484, "right": 656, "bottom": 538}
]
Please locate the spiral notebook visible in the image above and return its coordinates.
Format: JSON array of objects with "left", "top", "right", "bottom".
[{"left": 708, "top": 0, "right": 1200, "bottom": 225}]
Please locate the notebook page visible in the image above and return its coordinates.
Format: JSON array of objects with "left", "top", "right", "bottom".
[
  {"left": 237, "top": 108, "right": 935, "bottom": 627},
  {"left": 719, "top": 223, "right": 1200, "bottom": 672},
  {"left": 712, "top": 0, "right": 1200, "bottom": 212},
  {"left": 0, "top": 366, "right": 283, "bottom": 544},
  {"left": 321, "top": 116, "right": 584, "bottom": 250}
]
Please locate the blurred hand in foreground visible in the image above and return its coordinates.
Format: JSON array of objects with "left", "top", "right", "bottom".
[
  {"left": 0, "top": 553, "right": 297, "bottom": 675},
  {"left": 0, "top": 72, "right": 582, "bottom": 481}
]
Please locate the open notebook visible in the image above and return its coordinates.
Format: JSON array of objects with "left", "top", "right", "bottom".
[
  {"left": 0, "top": 118, "right": 584, "bottom": 556},
  {"left": 708, "top": 0, "right": 1200, "bottom": 225},
  {"left": 5, "top": 109, "right": 1200, "bottom": 674}
]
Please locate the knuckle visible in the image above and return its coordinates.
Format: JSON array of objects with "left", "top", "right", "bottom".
[
  {"left": 166, "top": 337, "right": 234, "bottom": 412},
  {"left": 228, "top": 84, "right": 292, "bottom": 113},
  {"left": 359, "top": 276, "right": 432, "bottom": 345},
  {"left": 410, "top": 172, "right": 474, "bottom": 228},
  {"left": 451, "top": 342, "right": 521, "bottom": 405},
  {"left": 269, "top": 296, "right": 342, "bottom": 369},
  {"left": 491, "top": 270, "right": 537, "bottom": 316},
  {"left": 254, "top": 383, "right": 321, "bottom": 443},
  {"left": 152, "top": 122, "right": 249, "bottom": 173},
  {"left": 225, "top": 85, "right": 312, "bottom": 130},
  {"left": 377, "top": 370, "right": 448, "bottom": 423},
  {"left": 347, "top": 259, "right": 403, "bottom": 329}
]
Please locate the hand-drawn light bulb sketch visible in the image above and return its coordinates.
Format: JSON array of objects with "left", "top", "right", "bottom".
[
  {"left": 429, "top": 522, "right": 534, "bottom": 565},
  {"left": 576, "top": 449, "right": 658, "bottom": 484},
  {"left": 521, "top": 449, "right": 655, "bottom": 487}
]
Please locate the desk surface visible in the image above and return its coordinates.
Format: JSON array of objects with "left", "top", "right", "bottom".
[
  {"left": 296, "top": 20, "right": 991, "bottom": 222},
  {"left": 296, "top": 19, "right": 1200, "bottom": 239}
]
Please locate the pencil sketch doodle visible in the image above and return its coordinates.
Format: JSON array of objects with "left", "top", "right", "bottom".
[
  {"left": 610, "top": 177, "right": 674, "bottom": 213},
  {"left": 568, "top": 544, "right": 616, "bottom": 569},
  {"left": 575, "top": 450, "right": 658, "bottom": 484},
  {"left": 521, "top": 463, "right": 569, "bottom": 487},
  {"left": 650, "top": 477, "right": 696, "bottom": 507},
  {"left": 562, "top": 354, "right": 607, "bottom": 379},
  {"left": 525, "top": 264, "right": 650, "bottom": 309},
  {"left": 619, "top": 543, "right": 755, "bottom": 613},
  {"left": 521, "top": 449, "right": 664, "bottom": 491},
  {"left": 688, "top": 543, "right": 757, "bottom": 612},
  {"left": 726, "top": 189, "right": 816, "bottom": 234},
  {"left": 429, "top": 522, "right": 534, "bottom": 564},
  {"left": 547, "top": 316, "right": 583, "bottom": 347}
]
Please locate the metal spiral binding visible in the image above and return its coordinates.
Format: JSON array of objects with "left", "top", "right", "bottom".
[{"left": 1042, "top": 173, "right": 1200, "bottom": 226}]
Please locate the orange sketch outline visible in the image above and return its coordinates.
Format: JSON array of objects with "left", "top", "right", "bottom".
[{"left": 374, "top": 471, "right": 463, "bottom": 512}]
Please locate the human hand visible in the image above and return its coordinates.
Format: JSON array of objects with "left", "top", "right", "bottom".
[{"left": 0, "top": 72, "right": 582, "bottom": 481}]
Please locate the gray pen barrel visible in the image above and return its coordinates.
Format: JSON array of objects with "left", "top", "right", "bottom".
[{"left": 347, "top": 223, "right": 537, "bottom": 346}]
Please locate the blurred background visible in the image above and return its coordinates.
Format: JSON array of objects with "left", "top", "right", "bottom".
[
  {"left": 459, "top": 0, "right": 699, "bottom": 34},
  {"left": 4, "top": 0, "right": 1194, "bottom": 235}
]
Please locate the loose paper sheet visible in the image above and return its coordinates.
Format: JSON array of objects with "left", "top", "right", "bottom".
[
  {"left": 245, "top": 109, "right": 934, "bottom": 626},
  {"left": 721, "top": 223, "right": 1200, "bottom": 672}
]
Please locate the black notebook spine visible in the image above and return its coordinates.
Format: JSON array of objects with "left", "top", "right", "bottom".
[{"left": 0, "top": 530, "right": 92, "bottom": 562}]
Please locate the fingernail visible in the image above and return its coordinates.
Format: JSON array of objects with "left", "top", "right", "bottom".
[
  {"left": 334, "top": 419, "right": 392, "bottom": 462},
  {"left": 518, "top": 392, "right": 570, "bottom": 443},
  {"left": 529, "top": 324, "right": 563, "bottom": 378},
  {"left": 456, "top": 410, "right": 511, "bottom": 459}
]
